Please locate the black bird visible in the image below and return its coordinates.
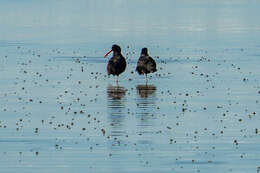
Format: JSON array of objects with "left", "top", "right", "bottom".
[
  {"left": 104, "top": 44, "right": 127, "bottom": 84},
  {"left": 136, "top": 48, "right": 157, "bottom": 83}
]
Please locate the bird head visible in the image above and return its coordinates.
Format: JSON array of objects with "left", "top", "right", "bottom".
[
  {"left": 104, "top": 44, "right": 121, "bottom": 58},
  {"left": 141, "top": 48, "right": 148, "bottom": 56}
]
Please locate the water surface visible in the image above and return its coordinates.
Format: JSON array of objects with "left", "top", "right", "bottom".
[{"left": 1, "top": 0, "right": 260, "bottom": 173}]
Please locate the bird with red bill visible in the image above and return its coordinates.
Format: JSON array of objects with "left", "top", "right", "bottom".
[
  {"left": 104, "top": 44, "right": 127, "bottom": 85},
  {"left": 104, "top": 49, "right": 112, "bottom": 58}
]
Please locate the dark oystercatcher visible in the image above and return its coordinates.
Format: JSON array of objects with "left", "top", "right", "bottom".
[
  {"left": 136, "top": 48, "right": 157, "bottom": 83},
  {"left": 104, "top": 44, "right": 127, "bottom": 85}
]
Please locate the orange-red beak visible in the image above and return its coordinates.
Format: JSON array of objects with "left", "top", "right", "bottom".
[{"left": 104, "top": 49, "right": 112, "bottom": 58}]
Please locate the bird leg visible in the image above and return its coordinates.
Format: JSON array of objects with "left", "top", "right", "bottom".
[
  {"left": 116, "top": 76, "right": 119, "bottom": 86},
  {"left": 145, "top": 74, "right": 148, "bottom": 85}
]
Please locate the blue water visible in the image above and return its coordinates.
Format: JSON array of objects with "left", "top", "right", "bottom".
[{"left": 1, "top": 0, "right": 260, "bottom": 173}]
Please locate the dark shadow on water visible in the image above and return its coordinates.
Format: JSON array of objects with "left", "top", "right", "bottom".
[
  {"left": 107, "top": 85, "right": 126, "bottom": 100},
  {"left": 107, "top": 85, "right": 127, "bottom": 140},
  {"left": 136, "top": 84, "right": 157, "bottom": 135},
  {"left": 136, "top": 84, "right": 157, "bottom": 98}
]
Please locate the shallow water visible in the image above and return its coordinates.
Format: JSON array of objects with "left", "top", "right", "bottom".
[{"left": 1, "top": 0, "right": 260, "bottom": 173}]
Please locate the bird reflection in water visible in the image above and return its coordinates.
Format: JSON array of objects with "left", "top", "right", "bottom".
[
  {"left": 136, "top": 84, "right": 157, "bottom": 136},
  {"left": 107, "top": 85, "right": 126, "bottom": 100},
  {"left": 136, "top": 84, "right": 157, "bottom": 98},
  {"left": 107, "top": 85, "right": 127, "bottom": 148}
]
